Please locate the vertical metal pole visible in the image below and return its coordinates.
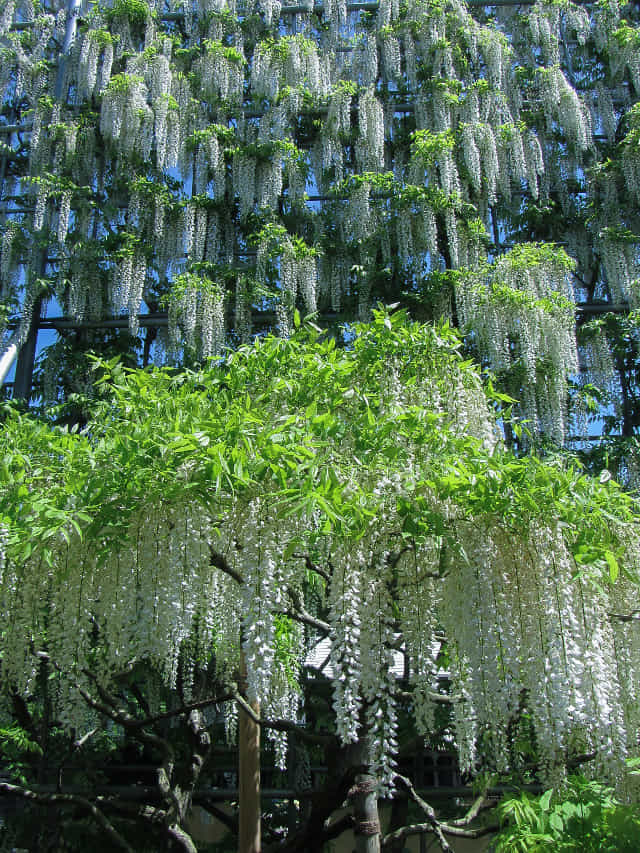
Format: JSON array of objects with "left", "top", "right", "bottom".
[
  {"left": 0, "top": 107, "right": 15, "bottom": 387},
  {"left": 0, "top": 344, "right": 18, "bottom": 383},
  {"left": 0, "top": 138, "right": 8, "bottom": 201},
  {"left": 55, "top": 0, "right": 83, "bottom": 100},
  {"left": 12, "top": 297, "right": 41, "bottom": 400}
]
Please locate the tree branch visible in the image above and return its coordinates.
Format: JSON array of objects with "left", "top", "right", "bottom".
[
  {"left": 382, "top": 820, "right": 498, "bottom": 848},
  {"left": 279, "top": 607, "right": 331, "bottom": 636},
  {"left": 448, "top": 790, "right": 492, "bottom": 827},
  {"left": 166, "top": 823, "right": 198, "bottom": 853},
  {"left": 79, "top": 666, "right": 173, "bottom": 757},
  {"left": 384, "top": 776, "right": 499, "bottom": 849},
  {"left": 322, "top": 812, "right": 355, "bottom": 841},
  {"left": 609, "top": 609, "right": 640, "bottom": 623},
  {"left": 128, "top": 681, "right": 153, "bottom": 719},
  {"left": 264, "top": 765, "right": 360, "bottom": 853},
  {"left": 233, "top": 692, "right": 335, "bottom": 746},
  {"left": 441, "top": 824, "right": 499, "bottom": 838},
  {"left": 10, "top": 690, "right": 40, "bottom": 742},
  {"left": 36, "top": 652, "right": 179, "bottom": 817},
  {"left": 293, "top": 553, "right": 331, "bottom": 583},
  {"left": 132, "top": 693, "right": 235, "bottom": 727},
  {"left": 387, "top": 545, "right": 412, "bottom": 571},
  {"left": 391, "top": 774, "right": 453, "bottom": 852},
  {"left": 210, "top": 547, "right": 244, "bottom": 585},
  {"left": 568, "top": 751, "right": 597, "bottom": 768},
  {"left": 96, "top": 796, "right": 168, "bottom": 826},
  {"left": 397, "top": 689, "right": 456, "bottom": 704},
  {"left": 282, "top": 587, "right": 331, "bottom": 635},
  {"left": 35, "top": 654, "right": 145, "bottom": 735},
  {"left": 383, "top": 822, "right": 439, "bottom": 847},
  {"left": 73, "top": 728, "right": 98, "bottom": 749},
  {"left": 0, "top": 782, "right": 135, "bottom": 853}
]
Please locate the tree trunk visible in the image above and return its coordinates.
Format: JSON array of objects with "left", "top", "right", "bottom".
[
  {"left": 348, "top": 737, "right": 381, "bottom": 853},
  {"left": 238, "top": 651, "right": 261, "bottom": 853}
]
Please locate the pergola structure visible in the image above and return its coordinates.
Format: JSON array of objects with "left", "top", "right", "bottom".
[{"left": 0, "top": 0, "right": 639, "bottom": 447}]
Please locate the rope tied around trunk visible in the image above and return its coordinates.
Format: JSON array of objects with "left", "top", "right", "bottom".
[
  {"left": 355, "top": 818, "right": 381, "bottom": 836},
  {"left": 349, "top": 777, "right": 378, "bottom": 796}
]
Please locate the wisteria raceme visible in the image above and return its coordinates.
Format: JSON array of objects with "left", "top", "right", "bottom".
[
  {"left": 0, "top": 524, "right": 6, "bottom": 581},
  {"left": 456, "top": 245, "right": 578, "bottom": 441},
  {"left": 380, "top": 29, "right": 401, "bottom": 82},
  {"left": 55, "top": 191, "right": 71, "bottom": 245},
  {"left": 599, "top": 234, "right": 639, "bottom": 306},
  {"left": 435, "top": 519, "right": 637, "bottom": 783},
  {"left": 0, "top": 223, "right": 19, "bottom": 298},
  {"left": 357, "top": 88, "right": 385, "bottom": 170},
  {"left": 32, "top": 183, "right": 47, "bottom": 232},
  {"left": 200, "top": 286, "right": 225, "bottom": 357},
  {"left": 461, "top": 124, "right": 482, "bottom": 195},
  {"left": 329, "top": 545, "right": 364, "bottom": 744}
]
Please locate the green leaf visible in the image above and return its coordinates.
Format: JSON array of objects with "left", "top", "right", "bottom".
[
  {"left": 605, "top": 550, "right": 619, "bottom": 583},
  {"left": 548, "top": 812, "right": 564, "bottom": 833},
  {"left": 539, "top": 789, "right": 553, "bottom": 812}
]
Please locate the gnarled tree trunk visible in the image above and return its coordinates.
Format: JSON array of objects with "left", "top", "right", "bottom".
[{"left": 348, "top": 737, "right": 381, "bottom": 853}]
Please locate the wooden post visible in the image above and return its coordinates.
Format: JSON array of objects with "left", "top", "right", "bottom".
[{"left": 238, "top": 650, "right": 261, "bottom": 853}]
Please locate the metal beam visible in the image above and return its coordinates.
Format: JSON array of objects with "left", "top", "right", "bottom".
[
  {"left": 0, "top": 123, "right": 32, "bottom": 135},
  {"left": 23, "top": 301, "right": 632, "bottom": 334},
  {"left": 7, "top": 0, "right": 596, "bottom": 32}
]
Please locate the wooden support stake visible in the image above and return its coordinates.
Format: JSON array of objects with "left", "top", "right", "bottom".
[{"left": 238, "top": 651, "right": 261, "bottom": 853}]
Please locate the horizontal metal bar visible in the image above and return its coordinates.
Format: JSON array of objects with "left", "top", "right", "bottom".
[
  {"left": 20, "top": 301, "right": 632, "bottom": 333},
  {"left": 0, "top": 105, "right": 618, "bottom": 135},
  {"left": 161, "top": 1, "right": 376, "bottom": 15},
  {"left": 7, "top": 0, "right": 596, "bottom": 32},
  {"left": 40, "top": 312, "right": 170, "bottom": 330},
  {"left": 0, "top": 123, "right": 32, "bottom": 134},
  {"left": 33, "top": 310, "right": 279, "bottom": 330},
  {"left": 576, "top": 302, "right": 630, "bottom": 315},
  {"left": 565, "top": 434, "right": 620, "bottom": 442}
]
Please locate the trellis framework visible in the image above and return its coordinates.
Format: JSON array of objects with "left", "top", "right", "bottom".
[{"left": 0, "top": 0, "right": 639, "bottom": 443}]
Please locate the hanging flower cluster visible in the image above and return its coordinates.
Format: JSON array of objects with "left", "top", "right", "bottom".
[
  {"left": 164, "top": 271, "right": 226, "bottom": 360},
  {"left": 196, "top": 39, "right": 245, "bottom": 106},
  {"left": 77, "top": 28, "right": 114, "bottom": 100},
  {"left": 100, "top": 73, "right": 154, "bottom": 158},
  {"left": 457, "top": 243, "right": 579, "bottom": 443},
  {"left": 440, "top": 520, "right": 631, "bottom": 783},
  {"left": 251, "top": 35, "right": 328, "bottom": 103},
  {"left": 2, "top": 314, "right": 639, "bottom": 789},
  {"left": 253, "top": 222, "right": 319, "bottom": 335}
]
